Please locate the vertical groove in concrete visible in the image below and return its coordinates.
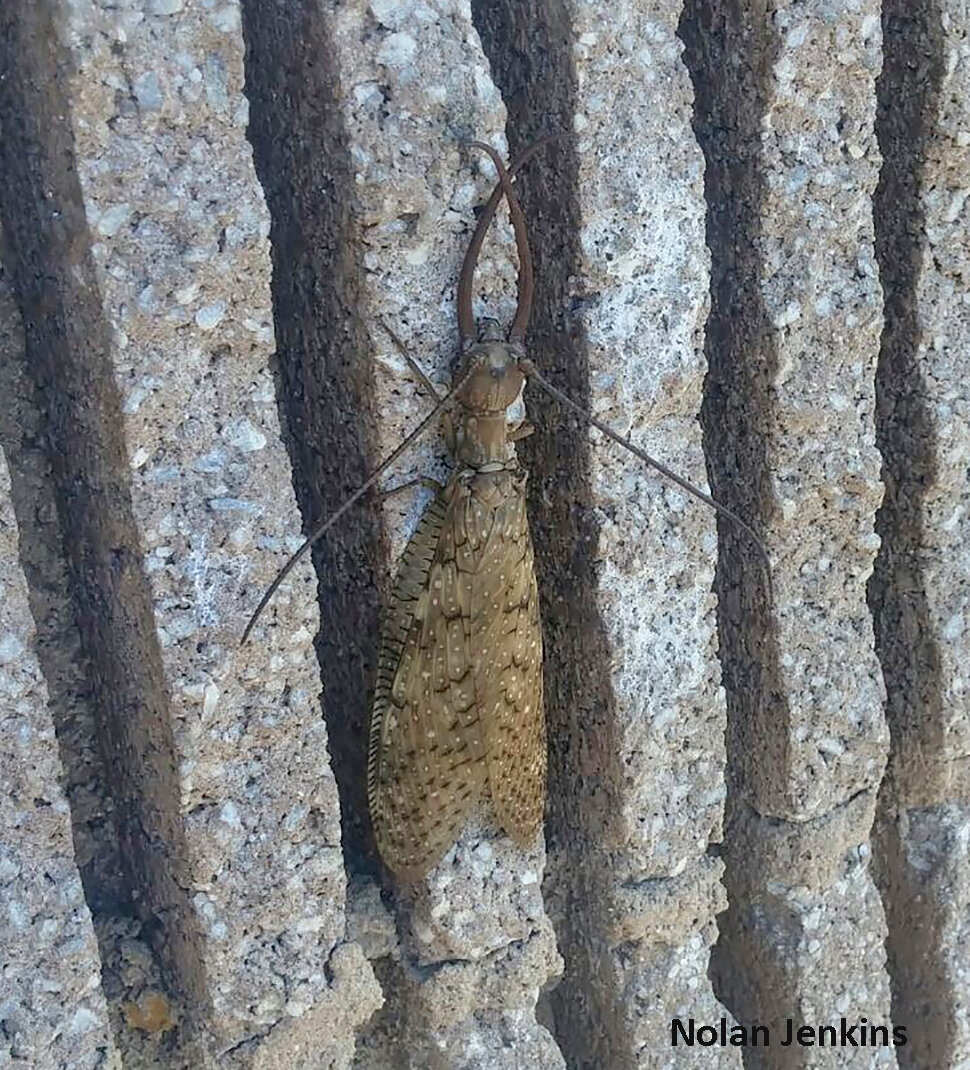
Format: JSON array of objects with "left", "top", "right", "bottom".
[
  {"left": 470, "top": 3, "right": 619, "bottom": 1066},
  {"left": 0, "top": 299, "right": 120, "bottom": 1068},
  {"left": 870, "top": 1, "right": 945, "bottom": 799},
  {"left": 870, "top": 1, "right": 970, "bottom": 1065},
  {"left": 240, "top": 0, "right": 383, "bottom": 880},
  {"left": 477, "top": 2, "right": 740, "bottom": 1067},
  {"left": 683, "top": 3, "right": 894, "bottom": 1067},
  {"left": 0, "top": 260, "right": 128, "bottom": 931},
  {"left": 0, "top": 247, "right": 182, "bottom": 1069},
  {"left": 678, "top": 6, "right": 787, "bottom": 1042},
  {"left": 0, "top": 6, "right": 210, "bottom": 1062},
  {"left": 1, "top": 0, "right": 382, "bottom": 1064},
  {"left": 678, "top": 0, "right": 778, "bottom": 790},
  {"left": 870, "top": 2, "right": 947, "bottom": 1061}
]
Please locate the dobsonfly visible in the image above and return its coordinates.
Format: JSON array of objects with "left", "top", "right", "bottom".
[{"left": 242, "top": 140, "right": 770, "bottom": 880}]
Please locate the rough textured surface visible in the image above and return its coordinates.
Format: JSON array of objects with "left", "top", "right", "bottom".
[
  {"left": 1, "top": 196, "right": 186, "bottom": 1070},
  {"left": 681, "top": 2, "right": 897, "bottom": 1067},
  {"left": 474, "top": 1, "right": 741, "bottom": 1066},
  {"left": 241, "top": 1, "right": 564, "bottom": 1067},
  {"left": 870, "top": 1, "right": 970, "bottom": 1065},
  {"left": 0, "top": 446, "right": 120, "bottom": 1070},
  {"left": 687, "top": 0, "right": 887, "bottom": 818},
  {"left": 0, "top": 0, "right": 378, "bottom": 1064},
  {"left": 3, "top": 0, "right": 970, "bottom": 1066}
]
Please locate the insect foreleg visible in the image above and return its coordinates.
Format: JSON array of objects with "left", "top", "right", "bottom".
[
  {"left": 373, "top": 476, "right": 445, "bottom": 504},
  {"left": 240, "top": 366, "right": 477, "bottom": 645},
  {"left": 378, "top": 319, "right": 462, "bottom": 455},
  {"left": 378, "top": 318, "right": 442, "bottom": 402}
]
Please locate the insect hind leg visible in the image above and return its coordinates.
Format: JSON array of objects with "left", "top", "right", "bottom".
[{"left": 374, "top": 476, "right": 445, "bottom": 504}]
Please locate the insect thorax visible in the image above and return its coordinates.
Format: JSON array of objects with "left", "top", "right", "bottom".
[
  {"left": 454, "top": 335, "right": 527, "bottom": 469},
  {"left": 457, "top": 464, "right": 527, "bottom": 509}
]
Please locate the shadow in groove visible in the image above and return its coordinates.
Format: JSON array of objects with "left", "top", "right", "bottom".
[
  {"left": 0, "top": 0, "right": 208, "bottom": 1054},
  {"left": 240, "top": 0, "right": 384, "bottom": 878},
  {"left": 472, "top": 3, "right": 629, "bottom": 1066},
  {"left": 869, "top": 3, "right": 949, "bottom": 1066},
  {"left": 679, "top": 2, "right": 785, "bottom": 1064}
]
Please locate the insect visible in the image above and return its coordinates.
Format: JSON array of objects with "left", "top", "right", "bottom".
[{"left": 242, "top": 140, "right": 770, "bottom": 880}]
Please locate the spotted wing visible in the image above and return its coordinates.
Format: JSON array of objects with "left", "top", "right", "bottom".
[
  {"left": 472, "top": 479, "right": 546, "bottom": 845},
  {"left": 368, "top": 480, "right": 487, "bottom": 880}
]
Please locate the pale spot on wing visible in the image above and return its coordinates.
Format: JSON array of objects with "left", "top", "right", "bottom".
[{"left": 370, "top": 470, "right": 545, "bottom": 878}]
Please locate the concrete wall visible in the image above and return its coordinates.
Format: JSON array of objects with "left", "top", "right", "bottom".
[{"left": 0, "top": 1, "right": 966, "bottom": 1068}]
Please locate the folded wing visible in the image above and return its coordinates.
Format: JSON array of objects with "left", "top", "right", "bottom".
[
  {"left": 369, "top": 480, "right": 487, "bottom": 879},
  {"left": 369, "top": 470, "right": 545, "bottom": 879},
  {"left": 470, "top": 480, "right": 545, "bottom": 845}
]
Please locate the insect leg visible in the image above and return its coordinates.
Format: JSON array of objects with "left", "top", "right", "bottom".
[
  {"left": 240, "top": 367, "right": 476, "bottom": 645},
  {"left": 373, "top": 476, "right": 445, "bottom": 504},
  {"left": 378, "top": 318, "right": 456, "bottom": 452}
]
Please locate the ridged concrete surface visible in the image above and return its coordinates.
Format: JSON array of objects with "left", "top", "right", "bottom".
[{"left": 1, "top": 1, "right": 966, "bottom": 1068}]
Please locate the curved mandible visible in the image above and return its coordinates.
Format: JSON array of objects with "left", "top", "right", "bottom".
[
  {"left": 465, "top": 142, "right": 534, "bottom": 344},
  {"left": 456, "top": 135, "right": 564, "bottom": 347}
]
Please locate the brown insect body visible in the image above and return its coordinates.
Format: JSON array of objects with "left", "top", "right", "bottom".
[
  {"left": 242, "top": 140, "right": 772, "bottom": 882},
  {"left": 367, "top": 348, "right": 544, "bottom": 879},
  {"left": 366, "top": 145, "right": 550, "bottom": 880}
]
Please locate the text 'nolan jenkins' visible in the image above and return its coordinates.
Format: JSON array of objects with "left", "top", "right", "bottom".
[{"left": 671, "top": 1017, "right": 907, "bottom": 1049}]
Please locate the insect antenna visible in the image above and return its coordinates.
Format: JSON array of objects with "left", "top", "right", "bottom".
[
  {"left": 240, "top": 369, "right": 474, "bottom": 645},
  {"left": 467, "top": 141, "right": 773, "bottom": 601},
  {"left": 466, "top": 141, "right": 534, "bottom": 343},
  {"left": 520, "top": 359, "right": 774, "bottom": 602}
]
